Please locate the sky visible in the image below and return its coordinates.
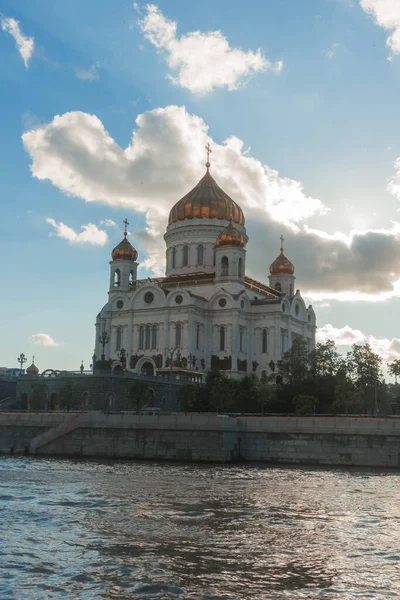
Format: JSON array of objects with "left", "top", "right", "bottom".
[{"left": 1, "top": 0, "right": 400, "bottom": 372}]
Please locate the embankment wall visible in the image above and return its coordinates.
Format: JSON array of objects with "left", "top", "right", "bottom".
[{"left": 1, "top": 413, "right": 399, "bottom": 467}]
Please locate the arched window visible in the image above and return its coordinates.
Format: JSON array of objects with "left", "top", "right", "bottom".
[
  {"left": 172, "top": 247, "right": 176, "bottom": 269},
  {"left": 81, "top": 391, "right": 90, "bottom": 407},
  {"left": 221, "top": 256, "right": 229, "bottom": 276},
  {"left": 145, "top": 325, "right": 151, "bottom": 349},
  {"left": 196, "top": 323, "right": 200, "bottom": 350},
  {"left": 116, "top": 327, "right": 122, "bottom": 351},
  {"left": 197, "top": 244, "right": 204, "bottom": 266},
  {"left": 114, "top": 269, "right": 121, "bottom": 287},
  {"left": 175, "top": 323, "right": 182, "bottom": 348},
  {"left": 238, "top": 258, "right": 243, "bottom": 278},
  {"left": 262, "top": 329, "right": 268, "bottom": 354},
  {"left": 183, "top": 245, "right": 189, "bottom": 267},
  {"left": 151, "top": 324, "right": 157, "bottom": 349},
  {"left": 129, "top": 270, "right": 134, "bottom": 287},
  {"left": 275, "top": 282, "right": 281, "bottom": 292},
  {"left": 139, "top": 326, "right": 144, "bottom": 349},
  {"left": 220, "top": 326, "right": 225, "bottom": 351},
  {"left": 239, "top": 327, "right": 244, "bottom": 352}
]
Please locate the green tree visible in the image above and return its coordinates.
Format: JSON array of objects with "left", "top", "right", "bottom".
[
  {"left": 128, "top": 381, "right": 153, "bottom": 413},
  {"left": 278, "top": 337, "right": 310, "bottom": 385},
  {"left": 346, "top": 343, "right": 383, "bottom": 413},
  {"left": 332, "top": 381, "right": 364, "bottom": 414},
  {"left": 58, "top": 383, "right": 80, "bottom": 411},
  {"left": 206, "top": 371, "right": 236, "bottom": 413},
  {"left": 293, "top": 394, "right": 319, "bottom": 416},
  {"left": 309, "top": 339, "right": 341, "bottom": 378},
  {"left": 30, "top": 383, "right": 48, "bottom": 411},
  {"left": 388, "top": 359, "right": 400, "bottom": 384},
  {"left": 178, "top": 383, "right": 202, "bottom": 412}
]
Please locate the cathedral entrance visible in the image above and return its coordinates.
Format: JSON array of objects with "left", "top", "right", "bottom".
[{"left": 141, "top": 362, "right": 154, "bottom": 376}]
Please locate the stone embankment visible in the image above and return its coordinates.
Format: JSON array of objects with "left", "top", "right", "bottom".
[{"left": 1, "top": 412, "right": 400, "bottom": 467}]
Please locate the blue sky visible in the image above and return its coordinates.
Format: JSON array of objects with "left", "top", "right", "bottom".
[{"left": 1, "top": 0, "right": 400, "bottom": 371}]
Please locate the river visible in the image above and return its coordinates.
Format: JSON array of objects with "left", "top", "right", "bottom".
[{"left": 0, "top": 458, "right": 399, "bottom": 599}]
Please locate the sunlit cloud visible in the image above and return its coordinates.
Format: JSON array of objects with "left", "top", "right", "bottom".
[{"left": 136, "top": 3, "right": 282, "bottom": 94}]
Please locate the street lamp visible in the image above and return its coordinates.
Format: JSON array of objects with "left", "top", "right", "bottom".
[
  {"left": 17, "top": 353, "right": 27, "bottom": 370},
  {"left": 80, "top": 360, "right": 84, "bottom": 375},
  {"left": 99, "top": 331, "right": 110, "bottom": 361},
  {"left": 164, "top": 346, "right": 181, "bottom": 408},
  {"left": 118, "top": 347, "right": 127, "bottom": 369}
]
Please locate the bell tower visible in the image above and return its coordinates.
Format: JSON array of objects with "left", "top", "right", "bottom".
[
  {"left": 109, "top": 219, "right": 139, "bottom": 292},
  {"left": 268, "top": 235, "right": 295, "bottom": 296}
]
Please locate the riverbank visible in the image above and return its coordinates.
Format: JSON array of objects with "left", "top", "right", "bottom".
[{"left": 1, "top": 412, "right": 400, "bottom": 467}]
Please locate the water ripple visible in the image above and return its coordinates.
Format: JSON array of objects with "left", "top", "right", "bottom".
[{"left": 0, "top": 457, "right": 400, "bottom": 599}]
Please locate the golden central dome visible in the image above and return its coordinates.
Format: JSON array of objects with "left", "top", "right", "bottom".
[
  {"left": 216, "top": 222, "right": 245, "bottom": 248},
  {"left": 169, "top": 166, "right": 245, "bottom": 225},
  {"left": 111, "top": 233, "right": 138, "bottom": 262}
]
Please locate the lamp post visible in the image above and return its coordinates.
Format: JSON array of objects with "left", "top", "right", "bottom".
[
  {"left": 164, "top": 346, "right": 180, "bottom": 408},
  {"left": 80, "top": 360, "right": 84, "bottom": 375},
  {"left": 17, "top": 353, "right": 27, "bottom": 371},
  {"left": 118, "top": 347, "right": 127, "bottom": 369},
  {"left": 99, "top": 331, "right": 110, "bottom": 361}
]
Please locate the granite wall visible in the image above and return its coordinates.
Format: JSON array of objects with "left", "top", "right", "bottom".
[{"left": 1, "top": 413, "right": 400, "bottom": 467}]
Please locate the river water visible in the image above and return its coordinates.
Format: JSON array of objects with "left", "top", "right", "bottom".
[{"left": 1, "top": 458, "right": 399, "bottom": 599}]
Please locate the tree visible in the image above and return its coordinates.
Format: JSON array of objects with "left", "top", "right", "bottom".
[
  {"left": 309, "top": 340, "right": 341, "bottom": 378},
  {"left": 332, "top": 381, "right": 364, "bottom": 414},
  {"left": 58, "top": 383, "right": 80, "bottom": 411},
  {"left": 346, "top": 343, "right": 383, "bottom": 413},
  {"left": 278, "top": 337, "right": 310, "bottom": 385},
  {"left": 205, "top": 371, "right": 235, "bottom": 413},
  {"left": 30, "top": 384, "right": 48, "bottom": 411},
  {"left": 293, "top": 395, "right": 319, "bottom": 416},
  {"left": 128, "top": 381, "right": 153, "bottom": 413},
  {"left": 177, "top": 383, "right": 202, "bottom": 412},
  {"left": 388, "top": 359, "right": 400, "bottom": 384}
]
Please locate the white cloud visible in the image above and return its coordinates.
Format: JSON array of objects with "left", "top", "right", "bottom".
[
  {"left": 360, "top": 0, "right": 400, "bottom": 55},
  {"left": 21, "top": 104, "right": 400, "bottom": 298},
  {"left": 76, "top": 64, "right": 99, "bottom": 81},
  {"left": 324, "top": 43, "right": 340, "bottom": 59},
  {"left": 136, "top": 4, "right": 282, "bottom": 94},
  {"left": 317, "top": 323, "right": 400, "bottom": 362},
  {"left": 46, "top": 218, "right": 108, "bottom": 246},
  {"left": 100, "top": 218, "right": 117, "bottom": 228},
  {"left": 31, "top": 333, "right": 62, "bottom": 347},
  {"left": 0, "top": 15, "right": 34, "bottom": 67}
]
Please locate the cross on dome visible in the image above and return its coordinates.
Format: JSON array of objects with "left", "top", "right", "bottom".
[
  {"left": 205, "top": 142, "right": 212, "bottom": 169},
  {"left": 280, "top": 234, "right": 284, "bottom": 253},
  {"left": 123, "top": 218, "right": 129, "bottom": 237}
]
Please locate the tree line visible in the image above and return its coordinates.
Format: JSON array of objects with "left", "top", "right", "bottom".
[
  {"left": 25, "top": 339, "right": 400, "bottom": 415},
  {"left": 178, "top": 338, "right": 400, "bottom": 415}
]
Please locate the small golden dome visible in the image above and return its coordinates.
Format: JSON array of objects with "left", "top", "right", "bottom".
[
  {"left": 169, "top": 166, "right": 245, "bottom": 226},
  {"left": 111, "top": 233, "right": 138, "bottom": 262},
  {"left": 270, "top": 235, "right": 294, "bottom": 275},
  {"left": 26, "top": 362, "right": 39, "bottom": 375},
  {"left": 216, "top": 222, "right": 245, "bottom": 248}
]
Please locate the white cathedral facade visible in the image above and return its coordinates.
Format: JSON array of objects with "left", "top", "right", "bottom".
[{"left": 95, "top": 158, "right": 316, "bottom": 380}]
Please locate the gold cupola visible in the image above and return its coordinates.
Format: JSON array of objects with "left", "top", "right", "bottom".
[
  {"left": 269, "top": 235, "right": 294, "bottom": 275},
  {"left": 216, "top": 222, "right": 245, "bottom": 248},
  {"left": 26, "top": 357, "right": 39, "bottom": 376},
  {"left": 111, "top": 219, "right": 138, "bottom": 262},
  {"left": 168, "top": 144, "right": 245, "bottom": 226}
]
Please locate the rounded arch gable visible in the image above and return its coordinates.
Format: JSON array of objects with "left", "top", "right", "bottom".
[
  {"left": 130, "top": 284, "right": 166, "bottom": 309},
  {"left": 167, "top": 288, "right": 192, "bottom": 307}
]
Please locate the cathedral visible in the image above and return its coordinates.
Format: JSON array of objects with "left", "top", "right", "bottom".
[{"left": 95, "top": 153, "right": 316, "bottom": 381}]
